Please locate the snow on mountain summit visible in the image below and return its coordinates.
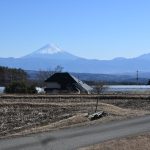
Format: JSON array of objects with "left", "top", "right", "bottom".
[
  {"left": 22, "top": 43, "right": 79, "bottom": 60},
  {"left": 35, "top": 44, "right": 63, "bottom": 54}
]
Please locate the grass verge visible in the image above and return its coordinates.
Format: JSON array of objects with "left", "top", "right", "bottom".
[{"left": 80, "top": 133, "right": 150, "bottom": 150}]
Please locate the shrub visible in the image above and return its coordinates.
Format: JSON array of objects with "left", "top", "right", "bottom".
[{"left": 5, "top": 81, "right": 37, "bottom": 94}]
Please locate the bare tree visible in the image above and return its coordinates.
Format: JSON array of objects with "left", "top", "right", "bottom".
[
  {"left": 36, "top": 65, "right": 64, "bottom": 87},
  {"left": 94, "top": 82, "right": 105, "bottom": 112},
  {"left": 36, "top": 69, "right": 52, "bottom": 87},
  {"left": 54, "top": 65, "right": 64, "bottom": 73}
]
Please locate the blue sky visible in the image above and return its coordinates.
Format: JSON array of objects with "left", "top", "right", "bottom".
[{"left": 0, "top": 0, "right": 150, "bottom": 59}]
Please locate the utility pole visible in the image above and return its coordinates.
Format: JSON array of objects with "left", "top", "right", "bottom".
[{"left": 136, "top": 70, "right": 139, "bottom": 85}]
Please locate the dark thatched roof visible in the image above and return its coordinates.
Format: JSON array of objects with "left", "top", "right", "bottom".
[{"left": 45, "top": 72, "right": 93, "bottom": 93}]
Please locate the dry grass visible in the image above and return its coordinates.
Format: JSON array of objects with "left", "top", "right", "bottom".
[
  {"left": 80, "top": 133, "right": 150, "bottom": 150},
  {"left": 9, "top": 103, "right": 150, "bottom": 138},
  {"left": 97, "top": 103, "right": 149, "bottom": 117}
]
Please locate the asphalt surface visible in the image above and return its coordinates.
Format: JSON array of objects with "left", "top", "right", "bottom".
[{"left": 0, "top": 115, "right": 150, "bottom": 150}]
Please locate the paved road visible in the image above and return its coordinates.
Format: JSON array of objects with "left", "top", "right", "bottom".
[{"left": 0, "top": 115, "right": 150, "bottom": 150}]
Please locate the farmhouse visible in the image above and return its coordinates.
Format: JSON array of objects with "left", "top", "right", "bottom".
[{"left": 44, "top": 72, "right": 93, "bottom": 94}]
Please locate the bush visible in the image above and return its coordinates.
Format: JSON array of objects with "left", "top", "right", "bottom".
[{"left": 5, "top": 81, "right": 37, "bottom": 94}]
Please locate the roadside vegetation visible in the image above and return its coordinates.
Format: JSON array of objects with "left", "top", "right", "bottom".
[{"left": 80, "top": 133, "right": 150, "bottom": 150}]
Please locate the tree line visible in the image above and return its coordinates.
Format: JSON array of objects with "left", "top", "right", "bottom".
[
  {"left": 0, "top": 66, "right": 27, "bottom": 86},
  {"left": 0, "top": 66, "right": 36, "bottom": 94}
]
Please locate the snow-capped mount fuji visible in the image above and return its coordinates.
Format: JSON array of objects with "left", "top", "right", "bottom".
[
  {"left": 35, "top": 44, "right": 63, "bottom": 54},
  {"left": 23, "top": 44, "right": 79, "bottom": 60},
  {"left": 1, "top": 43, "right": 150, "bottom": 73},
  {"left": 31, "top": 44, "right": 63, "bottom": 55}
]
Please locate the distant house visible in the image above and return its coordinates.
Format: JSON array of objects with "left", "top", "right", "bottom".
[{"left": 44, "top": 72, "right": 93, "bottom": 94}]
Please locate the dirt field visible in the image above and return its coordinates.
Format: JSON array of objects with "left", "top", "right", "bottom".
[{"left": 0, "top": 94, "right": 150, "bottom": 138}]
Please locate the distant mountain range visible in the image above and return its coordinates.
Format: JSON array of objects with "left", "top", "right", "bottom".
[{"left": 0, "top": 44, "right": 150, "bottom": 73}]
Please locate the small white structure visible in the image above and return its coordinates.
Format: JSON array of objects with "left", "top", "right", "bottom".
[
  {"left": 0, "top": 87, "right": 5, "bottom": 94},
  {"left": 35, "top": 87, "right": 45, "bottom": 94}
]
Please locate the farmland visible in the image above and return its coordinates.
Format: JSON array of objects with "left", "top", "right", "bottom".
[{"left": 0, "top": 94, "right": 150, "bottom": 138}]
